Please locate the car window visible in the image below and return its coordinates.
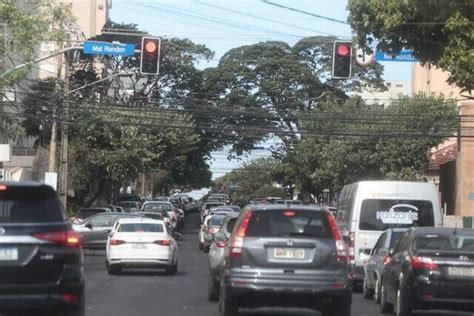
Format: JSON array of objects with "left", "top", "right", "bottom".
[
  {"left": 78, "top": 209, "right": 105, "bottom": 219},
  {"left": 118, "top": 223, "right": 164, "bottom": 233},
  {"left": 389, "top": 231, "right": 406, "bottom": 248},
  {"left": 226, "top": 218, "right": 237, "bottom": 233},
  {"left": 393, "top": 231, "right": 411, "bottom": 253},
  {"left": 90, "top": 215, "right": 115, "bottom": 228},
  {"left": 143, "top": 203, "right": 172, "bottom": 212},
  {"left": 372, "top": 232, "right": 387, "bottom": 254},
  {"left": 0, "top": 187, "right": 66, "bottom": 223},
  {"left": 359, "top": 199, "right": 434, "bottom": 231},
  {"left": 246, "top": 210, "right": 332, "bottom": 238},
  {"left": 210, "top": 215, "right": 226, "bottom": 227}
]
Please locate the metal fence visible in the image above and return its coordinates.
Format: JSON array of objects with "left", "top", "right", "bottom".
[{"left": 11, "top": 147, "right": 37, "bottom": 156}]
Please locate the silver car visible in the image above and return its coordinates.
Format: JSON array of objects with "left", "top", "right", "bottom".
[{"left": 206, "top": 213, "right": 239, "bottom": 301}]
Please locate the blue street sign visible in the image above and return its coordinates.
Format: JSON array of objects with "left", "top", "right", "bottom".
[
  {"left": 375, "top": 50, "right": 418, "bottom": 62},
  {"left": 83, "top": 41, "right": 135, "bottom": 56}
]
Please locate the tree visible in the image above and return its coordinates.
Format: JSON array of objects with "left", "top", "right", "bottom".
[{"left": 348, "top": 0, "right": 474, "bottom": 93}]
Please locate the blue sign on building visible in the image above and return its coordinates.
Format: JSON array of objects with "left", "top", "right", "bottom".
[
  {"left": 375, "top": 50, "right": 418, "bottom": 62},
  {"left": 83, "top": 41, "right": 135, "bottom": 56}
]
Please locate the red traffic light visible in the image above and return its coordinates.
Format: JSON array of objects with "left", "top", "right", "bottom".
[
  {"left": 144, "top": 40, "right": 157, "bottom": 54},
  {"left": 140, "top": 36, "right": 161, "bottom": 75},
  {"left": 337, "top": 44, "right": 350, "bottom": 56}
]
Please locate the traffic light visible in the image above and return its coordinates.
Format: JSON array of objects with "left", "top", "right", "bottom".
[
  {"left": 332, "top": 41, "right": 353, "bottom": 79},
  {"left": 140, "top": 37, "right": 161, "bottom": 75}
]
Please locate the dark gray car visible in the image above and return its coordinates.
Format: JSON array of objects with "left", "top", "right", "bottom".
[
  {"left": 73, "top": 212, "right": 143, "bottom": 249},
  {"left": 362, "top": 228, "right": 408, "bottom": 302},
  {"left": 219, "top": 205, "right": 352, "bottom": 316},
  {"left": 206, "top": 213, "right": 239, "bottom": 301}
]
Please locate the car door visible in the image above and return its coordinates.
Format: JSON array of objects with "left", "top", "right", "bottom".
[
  {"left": 366, "top": 232, "right": 387, "bottom": 286},
  {"left": 385, "top": 231, "right": 412, "bottom": 303},
  {"left": 84, "top": 215, "right": 117, "bottom": 248}
]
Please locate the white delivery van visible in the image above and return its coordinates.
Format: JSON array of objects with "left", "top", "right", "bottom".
[{"left": 335, "top": 181, "right": 442, "bottom": 287}]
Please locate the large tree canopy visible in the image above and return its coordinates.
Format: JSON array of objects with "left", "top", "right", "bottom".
[{"left": 348, "top": 0, "right": 474, "bottom": 92}]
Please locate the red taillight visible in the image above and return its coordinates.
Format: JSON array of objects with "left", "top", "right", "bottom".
[
  {"left": 326, "top": 213, "right": 348, "bottom": 263},
  {"left": 33, "top": 230, "right": 81, "bottom": 247},
  {"left": 383, "top": 255, "right": 392, "bottom": 265},
  {"left": 410, "top": 256, "right": 438, "bottom": 270},
  {"left": 0, "top": 184, "right": 7, "bottom": 191},
  {"left": 154, "top": 239, "right": 171, "bottom": 246},
  {"left": 207, "top": 227, "right": 219, "bottom": 234},
  {"left": 110, "top": 239, "right": 126, "bottom": 246},
  {"left": 284, "top": 211, "right": 295, "bottom": 217},
  {"left": 230, "top": 211, "right": 252, "bottom": 258},
  {"left": 216, "top": 241, "right": 227, "bottom": 248},
  {"left": 61, "top": 293, "right": 78, "bottom": 303}
]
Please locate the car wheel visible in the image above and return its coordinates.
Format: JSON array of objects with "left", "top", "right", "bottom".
[
  {"left": 208, "top": 273, "right": 219, "bottom": 301},
  {"left": 204, "top": 245, "right": 210, "bottom": 253},
  {"left": 374, "top": 278, "right": 382, "bottom": 304},
  {"left": 395, "top": 285, "right": 411, "bottom": 316},
  {"left": 363, "top": 276, "right": 374, "bottom": 299},
  {"left": 107, "top": 265, "right": 121, "bottom": 275},
  {"left": 199, "top": 241, "right": 203, "bottom": 250},
  {"left": 380, "top": 282, "right": 394, "bottom": 314},
  {"left": 219, "top": 288, "right": 238, "bottom": 316}
]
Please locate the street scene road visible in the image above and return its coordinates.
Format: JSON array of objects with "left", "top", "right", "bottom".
[{"left": 84, "top": 214, "right": 472, "bottom": 316}]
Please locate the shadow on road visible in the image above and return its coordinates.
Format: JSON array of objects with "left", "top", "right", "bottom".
[{"left": 115, "top": 269, "right": 188, "bottom": 277}]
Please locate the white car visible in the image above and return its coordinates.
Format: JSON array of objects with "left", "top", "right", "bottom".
[
  {"left": 198, "top": 213, "right": 227, "bottom": 252},
  {"left": 106, "top": 218, "right": 178, "bottom": 275}
]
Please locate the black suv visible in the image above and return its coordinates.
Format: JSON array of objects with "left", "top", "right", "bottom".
[
  {"left": 0, "top": 182, "right": 84, "bottom": 315},
  {"left": 219, "top": 205, "right": 352, "bottom": 316}
]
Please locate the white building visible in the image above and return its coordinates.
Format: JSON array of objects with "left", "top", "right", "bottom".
[{"left": 358, "top": 80, "right": 408, "bottom": 108}]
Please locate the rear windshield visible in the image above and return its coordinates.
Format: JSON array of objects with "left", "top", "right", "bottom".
[
  {"left": 78, "top": 209, "right": 105, "bottom": 219},
  {"left": 118, "top": 223, "right": 164, "bottom": 233},
  {"left": 210, "top": 215, "right": 226, "bottom": 227},
  {"left": 206, "top": 203, "right": 225, "bottom": 209},
  {"left": 0, "top": 187, "right": 66, "bottom": 223},
  {"left": 359, "top": 199, "right": 434, "bottom": 231},
  {"left": 389, "top": 231, "right": 406, "bottom": 248},
  {"left": 143, "top": 203, "right": 172, "bottom": 212},
  {"left": 416, "top": 233, "right": 474, "bottom": 252},
  {"left": 246, "top": 210, "right": 333, "bottom": 238}
]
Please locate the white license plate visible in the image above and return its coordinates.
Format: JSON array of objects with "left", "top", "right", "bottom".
[
  {"left": 448, "top": 267, "right": 474, "bottom": 277},
  {"left": 0, "top": 247, "right": 18, "bottom": 261},
  {"left": 274, "top": 248, "right": 305, "bottom": 259},
  {"left": 132, "top": 244, "right": 147, "bottom": 249}
]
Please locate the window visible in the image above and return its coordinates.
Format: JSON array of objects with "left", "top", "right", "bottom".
[
  {"left": 90, "top": 216, "right": 115, "bottom": 228},
  {"left": 372, "top": 233, "right": 387, "bottom": 255},
  {"left": 359, "top": 199, "right": 434, "bottom": 231},
  {"left": 226, "top": 218, "right": 237, "bottom": 233},
  {"left": 78, "top": 209, "right": 105, "bottom": 219},
  {"left": 143, "top": 203, "right": 172, "bottom": 212},
  {"left": 389, "top": 231, "right": 406, "bottom": 248},
  {"left": 118, "top": 223, "right": 164, "bottom": 233},
  {"left": 210, "top": 215, "right": 225, "bottom": 227}
]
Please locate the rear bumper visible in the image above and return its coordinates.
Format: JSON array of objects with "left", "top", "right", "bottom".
[{"left": 109, "top": 258, "right": 171, "bottom": 267}]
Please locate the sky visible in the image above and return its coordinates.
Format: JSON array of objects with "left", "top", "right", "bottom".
[{"left": 110, "top": 0, "right": 413, "bottom": 183}]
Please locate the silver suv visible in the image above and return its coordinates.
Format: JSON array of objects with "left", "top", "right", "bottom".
[{"left": 218, "top": 205, "right": 352, "bottom": 316}]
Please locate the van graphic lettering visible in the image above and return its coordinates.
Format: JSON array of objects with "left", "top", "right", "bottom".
[{"left": 376, "top": 204, "right": 419, "bottom": 224}]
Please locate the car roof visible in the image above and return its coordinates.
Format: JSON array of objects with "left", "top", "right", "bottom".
[
  {"left": 116, "top": 217, "right": 165, "bottom": 225},
  {"left": 246, "top": 204, "right": 325, "bottom": 212},
  {"left": 412, "top": 227, "right": 474, "bottom": 235}
]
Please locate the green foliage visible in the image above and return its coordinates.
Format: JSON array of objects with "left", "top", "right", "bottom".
[{"left": 348, "top": 0, "right": 474, "bottom": 92}]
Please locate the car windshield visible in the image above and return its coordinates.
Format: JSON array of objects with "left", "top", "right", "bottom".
[
  {"left": 210, "top": 215, "right": 226, "bottom": 227},
  {"left": 416, "top": 232, "right": 474, "bottom": 252},
  {"left": 246, "top": 210, "right": 332, "bottom": 238},
  {"left": 206, "top": 203, "right": 225, "bottom": 210},
  {"left": 143, "top": 203, "right": 172, "bottom": 212},
  {"left": 118, "top": 223, "right": 164, "bottom": 233},
  {"left": 0, "top": 187, "right": 66, "bottom": 223},
  {"left": 359, "top": 199, "right": 434, "bottom": 231}
]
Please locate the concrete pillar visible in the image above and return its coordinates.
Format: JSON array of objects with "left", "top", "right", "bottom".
[{"left": 456, "top": 100, "right": 474, "bottom": 216}]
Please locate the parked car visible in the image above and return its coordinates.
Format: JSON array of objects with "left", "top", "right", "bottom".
[
  {"left": 362, "top": 228, "right": 408, "bottom": 302},
  {"left": 199, "top": 213, "right": 226, "bottom": 252},
  {"left": 106, "top": 218, "right": 178, "bottom": 275},
  {"left": 154, "top": 196, "right": 170, "bottom": 202},
  {"left": 205, "top": 213, "right": 239, "bottom": 301},
  {"left": 73, "top": 212, "right": 143, "bottom": 249},
  {"left": 117, "top": 201, "right": 141, "bottom": 213},
  {"left": 219, "top": 205, "right": 352, "bottom": 316},
  {"left": 208, "top": 193, "right": 230, "bottom": 204},
  {"left": 0, "top": 182, "right": 84, "bottom": 315},
  {"left": 380, "top": 227, "right": 474, "bottom": 315},
  {"left": 336, "top": 181, "right": 443, "bottom": 289},
  {"left": 70, "top": 207, "right": 112, "bottom": 224}
]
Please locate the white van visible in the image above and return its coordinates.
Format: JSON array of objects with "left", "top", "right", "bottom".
[{"left": 335, "top": 181, "right": 442, "bottom": 287}]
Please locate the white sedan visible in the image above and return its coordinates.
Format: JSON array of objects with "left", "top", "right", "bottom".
[{"left": 106, "top": 218, "right": 178, "bottom": 275}]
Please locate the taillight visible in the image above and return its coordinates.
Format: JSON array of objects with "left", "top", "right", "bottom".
[
  {"left": 230, "top": 211, "right": 252, "bottom": 258},
  {"left": 207, "top": 227, "right": 219, "bottom": 234},
  {"left": 326, "top": 213, "right": 348, "bottom": 263},
  {"left": 410, "top": 256, "right": 438, "bottom": 270},
  {"left": 110, "top": 239, "right": 126, "bottom": 246},
  {"left": 348, "top": 231, "right": 355, "bottom": 261},
  {"left": 216, "top": 241, "right": 227, "bottom": 248},
  {"left": 154, "top": 239, "right": 171, "bottom": 246},
  {"left": 33, "top": 230, "right": 81, "bottom": 247},
  {"left": 383, "top": 255, "right": 392, "bottom": 265}
]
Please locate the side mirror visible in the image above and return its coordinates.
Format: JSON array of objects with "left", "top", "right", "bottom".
[
  {"left": 377, "top": 248, "right": 389, "bottom": 256},
  {"left": 214, "top": 232, "right": 226, "bottom": 242},
  {"left": 85, "top": 223, "right": 93, "bottom": 230},
  {"left": 104, "top": 229, "right": 112, "bottom": 234},
  {"left": 204, "top": 234, "right": 214, "bottom": 242}
]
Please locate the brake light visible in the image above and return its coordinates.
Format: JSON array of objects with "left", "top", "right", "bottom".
[
  {"left": 284, "top": 211, "right": 295, "bottom": 217},
  {"left": 110, "top": 239, "right": 126, "bottom": 246},
  {"left": 410, "top": 256, "right": 438, "bottom": 270},
  {"left": 0, "top": 184, "right": 7, "bottom": 191},
  {"left": 33, "top": 230, "right": 81, "bottom": 247},
  {"left": 207, "top": 227, "right": 220, "bottom": 234},
  {"left": 383, "top": 255, "right": 392, "bottom": 265},
  {"left": 216, "top": 241, "right": 227, "bottom": 248},
  {"left": 61, "top": 293, "right": 78, "bottom": 303},
  {"left": 230, "top": 211, "right": 252, "bottom": 257},
  {"left": 154, "top": 239, "right": 171, "bottom": 246},
  {"left": 326, "top": 213, "right": 348, "bottom": 263}
]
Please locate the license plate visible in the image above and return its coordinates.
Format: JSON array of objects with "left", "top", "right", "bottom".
[
  {"left": 132, "top": 244, "right": 147, "bottom": 249},
  {"left": 0, "top": 247, "right": 18, "bottom": 261},
  {"left": 274, "top": 248, "right": 305, "bottom": 259},
  {"left": 448, "top": 267, "right": 474, "bottom": 277}
]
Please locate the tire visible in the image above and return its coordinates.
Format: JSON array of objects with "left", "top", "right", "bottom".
[
  {"left": 107, "top": 265, "right": 121, "bottom": 275},
  {"left": 321, "top": 295, "right": 351, "bottom": 316},
  {"left": 59, "top": 304, "right": 85, "bottom": 316},
  {"left": 363, "top": 277, "right": 375, "bottom": 299},
  {"left": 219, "top": 291, "right": 239, "bottom": 316},
  {"left": 204, "top": 245, "right": 210, "bottom": 253},
  {"left": 199, "top": 241, "right": 204, "bottom": 250},
  {"left": 166, "top": 258, "right": 178, "bottom": 275},
  {"left": 374, "top": 278, "right": 382, "bottom": 304},
  {"left": 395, "top": 285, "right": 411, "bottom": 316},
  {"left": 208, "top": 273, "right": 219, "bottom": 301},
  {"left": 380, "top": 282, "right": 394, "bottom": 314}
]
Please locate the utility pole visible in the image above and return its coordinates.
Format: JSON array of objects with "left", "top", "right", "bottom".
[
  {"left": 59, "top": 51, "right": 70, "bottom": 207},
  {"left": 48, "top": 48, "right": 64, "bottom": 174}
]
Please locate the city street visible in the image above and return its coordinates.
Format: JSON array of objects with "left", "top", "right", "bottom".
[{"left": 83, "top": 214, "right": 472, "bottom": 316}]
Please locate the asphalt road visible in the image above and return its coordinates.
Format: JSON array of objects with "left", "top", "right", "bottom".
[{"left": 84, "top": 213, "right": 473, "bottom": 316}]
